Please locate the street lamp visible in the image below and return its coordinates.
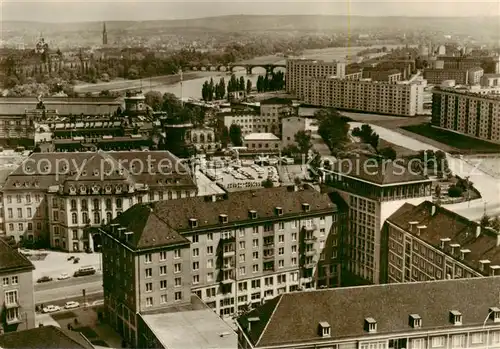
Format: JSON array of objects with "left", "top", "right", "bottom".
[{"left": 98, "top": 245, "right": 102, "bottom": 271}]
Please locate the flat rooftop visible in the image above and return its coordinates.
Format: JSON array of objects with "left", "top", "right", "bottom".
[
  {"left": 141, "top": 306, "right": 237, "bottom": 349},
  {"left": 244, "top": 133, "right": 280, "bottom": 141}
]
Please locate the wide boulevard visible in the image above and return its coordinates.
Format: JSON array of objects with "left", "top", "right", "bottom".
[{"left": 34, "top": 274, "right": 103, "bottom": 305}]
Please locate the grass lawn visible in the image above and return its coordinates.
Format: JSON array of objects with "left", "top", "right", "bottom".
[{"left": 402, "top": 124, "right": 500, "bottom": 154}]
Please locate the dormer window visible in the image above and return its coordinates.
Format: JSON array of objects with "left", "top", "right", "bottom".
[
  {"left": 318, "top": 322, "right": 331, "bottom": 337},
  {"left": 219, "top": 214, "right": 228, "bottom": 224},
  {"left": 364, "top": 318, "right": 377, "bottom": 333},
  {"left": 409, "top": 314, "right": 422, "bottom": 328},
  {"left": 302, "top": 203, "right": 310, "bottom": 212},
  {"left": 275, "top": 207, "right": 283, "bottom": 216},
  {"left": 450, "top": 310, "right": 462, "bottom": 325},
  {"left": 490, "top": 307, "right": 500, "bottom": 323},
  {"left": 249, "top": 210, "right": 258, "bottom": 219},
  {"left": 189, "top": 218, "right": 198, "bottom": 228}
]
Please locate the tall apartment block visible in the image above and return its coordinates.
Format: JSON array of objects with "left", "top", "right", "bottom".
[
  {"left": 0, "top": 238, "right": 35, "bottom": 333},
  {"left": 431, "top": 87, "right": 500, "bottom": 144},
  {"left": 423, "top": 67, "right": 484, "bottom": 85},
  {"left": 286, "top": 59, "right": 346, "bottom": 98},
  {"left": 302, "top": 77, "right": 425, "bottom": 116},
  {"left": 238, "top": 276, "right": 500, "bottom": 349},
  {"left": 1, "top": 151, "right": 197, "bottom": 251},
  {"left": 322, "top": 155, "right": 433, "bottom": 284},
  {"left": 99, "top": 187, "right": 345, "bottom": 346},
  {"left": 382, "top": 200, "right": 500, "bottom": 283}
]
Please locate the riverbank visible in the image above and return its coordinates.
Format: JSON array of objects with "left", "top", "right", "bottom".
[{"left": 73, "top": 72, "right": 219, "bottom": 94}]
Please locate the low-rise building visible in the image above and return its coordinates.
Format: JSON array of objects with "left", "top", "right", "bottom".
[
  {"left": 243, "top": 133, "right": 281, "bottom": 152},
  {"left": 382, "top": 200, "right": 500, "bottom": 283},
  {"left": 1, "top": 151, "right": 197, "bottom": 250},
  {"left": 281, "top": 116, "right": 316, "bottom": 148},
  {"left": 481, "top": 73, "right": 500, "bottom": 87},
  {"left": 0, "top": 238, "right": 35, "bottom": 333},
  {"left": 0, "top": 325, "right": 94, "bottom": 348},
  {"left": 189, "top": 127, "right": 219, "bottom": 153},
  {"left": 237, "top": 276, "right": 500, "bottom": 349},
  {"left": 99, "top": 187, "right": 345, "bottom": 346},
  {"left": 362, "top": 69, "right": 402, "bottom": 83}
]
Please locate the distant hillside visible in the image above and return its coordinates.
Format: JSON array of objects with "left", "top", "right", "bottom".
[{"left": 2, "top": 15, "right": 498, "bottom": 46}]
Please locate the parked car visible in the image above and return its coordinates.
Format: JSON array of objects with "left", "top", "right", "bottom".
[
  {"left": 73, "top": 257, "right": 80, "bottom": 264},
  {"left": 42, "top": 305, "right": 60, "bottom": 313},
  {"left": 57, "top": 273, "right": 70, "bottom": 280},
  {"left": 67, "top": 256, "right": 74, "bottom": 261},
  {"left": 37, "top": 276, "right": 53, "bottom": 283},
  {"left": 73, "top": 266, "right": 96, "bottom": 277},
  {"left": 64, "top": 301, "right": 80, "bottom": 309}
]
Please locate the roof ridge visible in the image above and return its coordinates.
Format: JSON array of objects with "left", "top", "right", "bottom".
[
  {"left": 255, "top": 294, "right": 284, "bottom": 346},
  {"left": 53, "top": 325, "right": 92, "bottom": 349}
]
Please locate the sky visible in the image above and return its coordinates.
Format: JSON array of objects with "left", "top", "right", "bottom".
[{"left": 1, "top": 0, "right": 499, "bottom": 22}]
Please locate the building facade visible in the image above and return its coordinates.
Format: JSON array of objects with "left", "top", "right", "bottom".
[
  {"left": 100, "top": 187, "right": 345, "bottom": 346},
  {"left": 0, "top": 239, "right": 35, "bottom": 333},
  {"left": 286, "top": 59, "right": 346, "bottom": 98},
  {"left": 423, "top": 68, "right": 481, "bottom": 85},
  {"left": 302, "top": 77, "right": 425, "bottom": 116},
  {"left": 481, "top": 74, "right": 500, "bottom": 87},
  {"left": 190, "top": 127, "right": 219, "bottom": 153},
  {"left": 381, "top": 201, "right": 500, "bottom": 284},
  {"left": 431, "top": 87, "right": 500, "bottom": 144},
  {"left": 1, "top": 151, "right": 197, "bottom": 251},
  {"left": 362, "top": 69, "right": 402, "bottom": 83},
  {"left": 322, "top": 156, "right": 433, "bottom": 284},
  {"left": 243, "top": 133, "right": 281, "bottom": 152},
  {"left": 237, "top": 277, "right": 500, "bottom": 349}
]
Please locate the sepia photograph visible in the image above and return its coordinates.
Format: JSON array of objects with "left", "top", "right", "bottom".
[{"left": 0, "top": 0, "right": 500, "bottom": 348}]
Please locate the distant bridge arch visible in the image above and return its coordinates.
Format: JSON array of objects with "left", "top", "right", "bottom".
[{"left": 189, "top": 63, "right": 286, "bottom": 75}]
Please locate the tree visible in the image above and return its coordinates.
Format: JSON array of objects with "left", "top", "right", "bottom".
[
  {"left": 315, "top": 108, "right": 349, "bottom": 153},
  {"left": 229, "top": 124, "right": 243, "bottom": 146},
  {"left": 246, "top": 79, "right": 252, "bottom": 94},
  {"left": 162, "top": 92, "right": 182, "bottom": 116},
  {"left": 145, "top": 91, "right": 163, "bottom": 111},
  {"left": 481, "top": 213, "right": 491, "bottom": 228},
  {"left": 239, "top": 76, "right": 246, "bottom": 91},
  {"left": 448, "top": 185, "right": 463, "bottom": 198},
  {"left": 491, "top": 216, "right": 500, "bottom": 231},
  {"left": 352, "top": 124, "right": 379, "bottom": 149},
  {"left": 99, "top": 90, "right": 111, "bottom": 97},
  {"left": 294, "top": 130, "right": 312, "bottom": 154},
  {"left": 262, "top": 178, "right": 274, "bottom": 188},
  {"left": 379, "top": 147, "right": 397, "bottom": 160}
]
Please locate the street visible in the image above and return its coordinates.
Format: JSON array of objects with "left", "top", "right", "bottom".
[
  {"left": 349, "top": 122, "right": 500, "bottom": 221},
  {"left": 35, "top": 275, "right": 103, "bottom": 305}
]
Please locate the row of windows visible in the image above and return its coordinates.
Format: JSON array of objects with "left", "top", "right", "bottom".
[{"left": 145, "top": 291, "right": 182, "bottom": 307}]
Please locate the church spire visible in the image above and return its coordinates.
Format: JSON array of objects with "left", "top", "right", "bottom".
[{"left": 102, "top": 22, "right": 108, "bottom": 45}]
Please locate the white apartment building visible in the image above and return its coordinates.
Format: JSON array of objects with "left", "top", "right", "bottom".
[
  {"left": 2, "top": 151, "right": 197, "bottom": 251},
  {"left": 322, "top": 156, "right": 433, "bottom": 284},
  {"left": 286, "top": 59, "right": 346, "bottom": 99},
  {"left": 281, "top": 116, "right": 317, "bottom": 148},
  {"left": 303, "top": 77, "right": 425, "bottom": 116},
  {"left": 431, "top": 87, "right": 500, "bottom": 144}
]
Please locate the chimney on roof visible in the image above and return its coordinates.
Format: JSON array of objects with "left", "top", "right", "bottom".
[
  {"left": 124, "top": 231, "right": 133, "bottom": 243},
  {"left": 450, "top": 243, "right": 460, "bottom": 255},
  {"left": 247, "top": 317, "right": 259, "bottom": 332},
  {"left": 117, "top": 227, "right": 126, "bottom": 239},
  {"left": 409, "top": 221, "right": 419, "bottom": 232},
  {"left": 491, "top": 265, "right": 500, "bottom": 276},
  {"left": 212, "top": 195, "right": 217, "bottom": 202},
  {"left": 431, "top": 204, "right": 436, "bottom": 216},
  {"left": 476, "top": 225, "right": 481, "bottom": 238},
  {"left": 460, "top": 249, "right": 470, "bottom": 260},
  {"left": 110, "top": 223, "right": 119, "bottom": 234},
  {"left": 440, "top": 237, "right": 451, "bottom": 250},
  {"left": 416, "top": 225, "right": 427, "bottom": 236},
  {"left": 480, "top": 260, "right": 491, "bottom": 272}
]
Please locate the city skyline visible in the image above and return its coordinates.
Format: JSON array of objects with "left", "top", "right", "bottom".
[{"left": 1, "top": 0, "right": 500, "bottom": 23}]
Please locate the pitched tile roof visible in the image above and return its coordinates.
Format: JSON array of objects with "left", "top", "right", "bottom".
[
  {"left": 238, "top": 277, "right": 500, "bottom": 347},
  {"left": 328, "top": 154, "right": 431, "bottom": 185},
  {"left": 387, "top": 201, "right": 500, "bottom": 274},
  {"left": 0, "top": 238, "right": 34, "bottom": 273},
  {"left": 0, "top": 325, "right": 94, "bottom": 349},
  {"left": 108, "top": 187, "right": 337, "bottom": 250},
  {"left": 3, "top": 150, "right": 196, "bottom": 192}
]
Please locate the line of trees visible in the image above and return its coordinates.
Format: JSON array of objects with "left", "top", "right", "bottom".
[
  {"left": 256, "top": 71, "right": 285, "bottom": 92},
  {"left": 201, "top": 74, "right": 253, "bottom": 101}
]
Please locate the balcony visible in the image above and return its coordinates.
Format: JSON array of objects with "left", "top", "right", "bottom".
[
  {"left": 263, "top": 229, "right": 275, "bottom": 237},
  {"left": 304, "top": 249, "right": 316, "bottom": 257},
  {"left": 302, "top": 224, "right": 317, "bottom": 232},
  {"left": 222, "top": 263, "right": 235, "bottom": 271},
  {"left": 6, "top": 316, "right": 22, "bottom": 325},
  {"left": 4, "top": 301, "right": 19, "bottom": 309},
  {"left": 223, "top": 250, "right": 235, "bottom": 258},
  {"left": 221, "top": 278, "right": 234, "bottom": 285},
  {"left": 303, "top": 236, "right": 317, "bottom": 244},
  {"left": 263, "top": 252, "right": 275, "bottom": 260},
  {"left": 304, "top": 262, "right": 315, "bottom": 269},
  {"left": 263, "top": 242, "right": 275, "bottom": 248}
]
